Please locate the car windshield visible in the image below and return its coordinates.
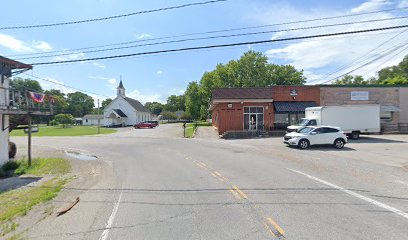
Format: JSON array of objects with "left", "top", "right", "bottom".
[
  {"left": 297, "top": 127, "right": 314, "bottom": 133},
  {"left": 297, "top": 118, "right": 309, "bottom": 125}
]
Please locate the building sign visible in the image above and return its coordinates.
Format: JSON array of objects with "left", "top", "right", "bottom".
[
  {"left": 290, "top": 89, "right": 298, "bottom": 96},
  {"left": 351, "top": 91, "right": 369, "bottom": 100},
  {"left": 227, "top": 103, "right": 233, "bottom": 108}
]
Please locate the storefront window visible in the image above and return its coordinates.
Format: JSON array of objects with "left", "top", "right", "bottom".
[{"left": 244, "top": 107, "right": 264, "bottom": 131}]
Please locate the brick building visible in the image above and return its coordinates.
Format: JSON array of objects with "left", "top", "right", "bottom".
[
  {"left": 210, "top": 86, "right": 320, "bottom": 135},
  {"left": 211, "top": 85, "right": 408, "bottom": 136}
]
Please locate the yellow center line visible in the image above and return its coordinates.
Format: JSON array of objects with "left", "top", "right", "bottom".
[
  {"left": 267, "top": 217, "right": 285, "bottom": 236},
  {"left": 263, "top": 223, "right": 277, "bottom": 237},
  {"left": 228, "top": 187, "right": 242, "bottom": 200},
  {"left": 232, "top": 186, "right": 248, "bottom": 199},
  {"left": 200, "top": 162, "right": 207, "bottom": 167}
]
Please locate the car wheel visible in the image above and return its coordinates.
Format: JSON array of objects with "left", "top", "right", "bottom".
[
  {"left": 334, "top": 138, "right": 345, "bottom": 149},
  {"left": 350, "top": 131, "right": 360, "bottom": 140},
  {"left": 298, "top": 139, "right": 309, "bottom": 149}
]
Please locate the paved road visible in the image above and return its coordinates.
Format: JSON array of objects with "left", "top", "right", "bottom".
[{"left": 11, "top": 124, "right": 408, "bottom": 239}]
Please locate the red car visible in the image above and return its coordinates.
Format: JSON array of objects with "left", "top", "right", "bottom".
[{"left": 134, "top": 122, "right": 156, "bottom": 129}]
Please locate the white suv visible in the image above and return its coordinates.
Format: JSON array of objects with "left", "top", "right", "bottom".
[{"left": 284, "top": 126, "right": 347, "bottom": 149}]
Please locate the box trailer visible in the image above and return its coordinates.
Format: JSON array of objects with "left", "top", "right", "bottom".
[{"left": 287, "top": 104, "right": 380, "bottom": 139}]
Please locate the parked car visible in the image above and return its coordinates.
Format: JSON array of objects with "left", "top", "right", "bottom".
[
  {"left": 134, "top": 122, "right": 156, "bottom": 129},
  {"left": 147, "top": 120, "right": 159, "bottom": 127},
  {"left": 284, "top": 126, "right": 347, "bottom": 149}
]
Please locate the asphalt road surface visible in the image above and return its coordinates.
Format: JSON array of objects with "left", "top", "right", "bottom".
[{"left": 11, "top": 124, "right": 408, "bottom": 239}]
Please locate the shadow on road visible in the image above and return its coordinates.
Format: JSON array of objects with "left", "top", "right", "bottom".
[
  {"left": 0, "top": 176, "right": 42, "bottom": 192},
  {"left": 349, "top": 136, "right": 407, "bottom": 144}
]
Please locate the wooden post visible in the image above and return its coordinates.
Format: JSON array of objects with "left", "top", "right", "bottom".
[
  {"left": 27, "top": 114, "right": 32, "bottom": 167},
  {"left": 97, "top": 99, "right": 100, "bottom": 134}
]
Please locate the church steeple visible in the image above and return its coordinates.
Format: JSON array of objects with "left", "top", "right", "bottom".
[{"left": 117, "top": 78, "right": 126, "bottom": 97}]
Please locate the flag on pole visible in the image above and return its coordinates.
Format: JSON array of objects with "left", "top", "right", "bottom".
[{"left": 28, "top": 91, "right": 45, "bottom": 103}]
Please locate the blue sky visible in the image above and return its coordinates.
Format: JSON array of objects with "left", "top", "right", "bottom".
[{"left": 1, "top": 0, "right": 407, "bottom": 104}]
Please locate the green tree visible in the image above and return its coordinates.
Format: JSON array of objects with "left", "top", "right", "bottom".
[
  {"left": 101, "top": 98, "right": 113, "bottom": 109},
  {"left": 10, "top": 77, "right": 43, "bottom": 92},
  {"left": 333, "top": 75, "right": 368, "bottom": 85},
  {"left": 44, "top": 89, "right": 68, "bottom": 115},
  {"left": 66, "top": 92, "right": 94, "bottom": 117},
  {"left": 54, "top": 114, "right": 74, "bottom": 128},
  {"left": 185, "top": 82, "right": 203, "bottom": 120},
  {"left": 164, "top": 95, "right": 185, "bottom": 112},
  {"left": 160, "top": 111, "right": 178, "bottom": 120},
  {"left": 144, "top": 102, "right": 164, "bottom": 115}
]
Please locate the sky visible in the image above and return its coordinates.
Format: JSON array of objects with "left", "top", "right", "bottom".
[{"left": 1, "top": 0, "right": 407, "bottom": 104}]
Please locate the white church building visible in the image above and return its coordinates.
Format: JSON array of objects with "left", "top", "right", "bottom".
[{"left": 103, "top": 80, "right": 151, "bottom": 127}]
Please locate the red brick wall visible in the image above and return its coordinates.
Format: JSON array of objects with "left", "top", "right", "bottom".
[
  {"left": 211, "top": 86, "right": 321, "bottom": 135},
  {"left": 273, "top": 85, "right": 320, "bottom": 103}
]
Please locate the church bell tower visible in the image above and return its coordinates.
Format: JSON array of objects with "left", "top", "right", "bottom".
[{"left": 117, "top": 79, "right": 125, "bottom": 97}]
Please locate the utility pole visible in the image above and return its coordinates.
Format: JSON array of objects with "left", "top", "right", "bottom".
[{"left": 97, "top": 99, "right": 100, "bottom": 134}]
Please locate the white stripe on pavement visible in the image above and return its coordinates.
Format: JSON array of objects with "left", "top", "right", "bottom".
[
  {"left": 288, "top": 168, "right": 408, "bottom": 221},
  {"left": 99, "top": 191, "right": 123, "bottom": 240}
]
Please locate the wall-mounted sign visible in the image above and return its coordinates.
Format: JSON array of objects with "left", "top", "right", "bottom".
[
  {"left": 351, "top": 91, "right": 369, "bottom": 100},
  {"left": 290, "top": 89, "right": 298, "bottom": 96},
  {"left": 227, "top": 103, "right": 233, "bottom": 108}
]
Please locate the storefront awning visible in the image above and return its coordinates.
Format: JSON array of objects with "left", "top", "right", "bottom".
[
  {"left": 381, "top": 105, "right": 400, "bottom": 112},
  {"left": 274, "top": 101, "right": 317, "bottom": 112}
]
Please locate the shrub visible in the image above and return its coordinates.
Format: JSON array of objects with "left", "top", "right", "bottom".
[
  {"left": 49, "top": 120, "right": 59, "bottom": 126},
  {"left": 1, "top": 161, "right": 20, "bottom": 172}
]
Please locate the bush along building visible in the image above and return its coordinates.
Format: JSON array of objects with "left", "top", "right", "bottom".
[{"left": 210, "top": 85, "right": 408, "bottom": 137}]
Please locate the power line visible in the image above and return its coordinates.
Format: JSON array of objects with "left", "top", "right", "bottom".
[
  {"left": 0, "top": 0, "right": 228, "bottom": 30},
  {"left": 29, "top": 24, "right": 408, "bottom": 66},
  {"left": 16, "top": 16, "right": 408, "bottom": 60},
  {"left": 320, "top": 39, "right": 408, "bottom": 84},
  {"left": 8, "top": 6, "right": 408, "bottom": 58},
  {"left": 311, "top": 28, "right": 408, "bottom": 83},
  {"left": 22, "top": 73, "right": 110, "bottom": 97}
]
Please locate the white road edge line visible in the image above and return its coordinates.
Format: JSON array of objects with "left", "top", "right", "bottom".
[
  {"left": 287, "top": 168, "right": 408, "bottom": 221},
  {"left": 99, "top": 191, "right": 123, "bottom": 240}
]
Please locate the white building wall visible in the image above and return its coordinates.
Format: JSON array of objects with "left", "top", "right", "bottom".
[
  {"left": 83, "top": 118, "right": 100, "bottom": 126},
  {"left": 0, "top": 77, "right": 10, "bottom": 165},
  {"left": 103, "top": 96, "right": 137, "bottom": 126}
]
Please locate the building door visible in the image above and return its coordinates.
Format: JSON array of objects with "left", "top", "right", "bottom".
[{"left": 244, "top": 107, "right": 264, "bottom": 131}]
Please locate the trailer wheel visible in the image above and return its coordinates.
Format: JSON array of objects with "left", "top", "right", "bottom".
[
  {"left": 8, "top": 142, "right": 17, "bottom": 159},
  {"left": 350, "top": 131, "right": 360, "bottom": 140}
]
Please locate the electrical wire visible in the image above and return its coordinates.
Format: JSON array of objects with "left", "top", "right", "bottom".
[
  {"left": 29, "top": 24, "right": 408, "bottom": 66},
  {"left": 311, "top": 28, "right": 408, "bottom": 83},
  {"left": 16, "top": 16, "right": 408, "bottom": 60},
  {"left": 0, "top": 0, "right": 228, "bottom": 30},
  {"left": 8, "top": 6, "right": 408, "bottom": 58},
  {"left": 22, "top": 73, "right": 110, "bottom": 97}
]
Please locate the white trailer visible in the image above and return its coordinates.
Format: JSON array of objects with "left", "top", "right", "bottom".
[{"left": 287, "top": 104, "right": 381, "bottom": 139}]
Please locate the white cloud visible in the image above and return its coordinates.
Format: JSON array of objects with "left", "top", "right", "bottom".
[
  {"left": 256, "top": 0, "right": 408, "bottom": 83},
  {"left": 351, "top": 0, "right": 393, "bottom": 13},
  {"left": 39, "top": 77, "right": 74, "bottom": 95},
  {"left": 0, "top": 33, "right": 34, "bottom": 52},
  {"left": 92, "top": 62, "right": 106, "bottom": 68},
  {"left": 136, "top": 33, "right": 152, "bottom": 39},
  {"left": 32, "top": 40, "right": 52, "bottom": 51},
  {"left": 88, "top": 76, "right": 109, "bottom": 80},
  {"left": 54, "top": 52, "right": 85, "bottom": 61},
  {"left": 398, "top": 0, "right": 408, "bottom": 7},
  {"left": 0, "top": 34, "right": 52, "bottom": 53},
  {"left": 127, "top": 89, "right": 163, "bottom": 104},
  {"left": 156, "top": 70, "right": 163, "bottom": 75},
  {"left": 106, "top": 78, "right": 118, "bottom": 90}
]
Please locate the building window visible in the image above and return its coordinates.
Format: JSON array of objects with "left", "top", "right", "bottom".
[
  {"left": 86, "top": 119, "right": 88, "bottom": 123},
  {"left": 380, "top": 111, "right": 393, "bottom": 121},
  {"left": 243, "top": 107, "right": 264, "bottom": 131}
]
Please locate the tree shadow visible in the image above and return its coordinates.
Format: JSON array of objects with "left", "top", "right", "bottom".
[
  {"left": 349, "top": 136, "right": 407, "bottom": 144},
  {"left": 0, "top": 176, "right": 42, "bottom": 192}
]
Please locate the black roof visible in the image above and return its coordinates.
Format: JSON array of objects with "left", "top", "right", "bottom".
[
  {"left": 112, "top": 109, "right": 127, "bottom": 117},
  {"left": 118, "top": 80, "right": 124, "bottom": 89},
  {"left": 274, "top": 101, "right": 317, "bottom": 112},
  {"left": 124, "top": 97, "right": 149, "bottom": 112}
]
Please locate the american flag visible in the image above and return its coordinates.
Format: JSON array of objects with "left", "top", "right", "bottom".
[{"left": 28, "top": 91, "right": 45, "bottom": 103}]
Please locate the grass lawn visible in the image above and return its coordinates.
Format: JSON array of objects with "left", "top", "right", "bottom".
[
  {"left": 0, "top": 158, "right": 71, "bottom": 237},
  {"left": 10, "top": 125, "right": 116, "bottom": 137},
  {"left": 184, "top": 121, "right": 212, "bottom": 138}
]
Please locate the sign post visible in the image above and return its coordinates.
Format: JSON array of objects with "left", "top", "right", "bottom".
[{"left": 27, "top": 115, "right": 32, "bottom": 167}]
